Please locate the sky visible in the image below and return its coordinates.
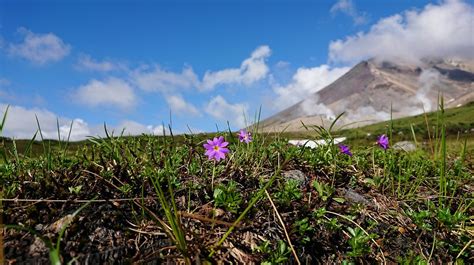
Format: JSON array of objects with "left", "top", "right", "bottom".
[{"left": 0, "top": 0, "right": 473, "bottom": 140}]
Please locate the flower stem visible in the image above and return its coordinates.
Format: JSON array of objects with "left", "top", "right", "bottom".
[{"left": 211, "top": 161, "right": 216, "bottom": 190}]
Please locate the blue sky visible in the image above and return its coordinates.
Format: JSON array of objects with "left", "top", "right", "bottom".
[{"left": 0, "top": 0, "right": 472, "bottom": 140}]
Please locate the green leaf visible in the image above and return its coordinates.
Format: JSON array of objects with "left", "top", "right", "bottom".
[{"left": 364, "top": 178, "right": 376, "bottom": 186}]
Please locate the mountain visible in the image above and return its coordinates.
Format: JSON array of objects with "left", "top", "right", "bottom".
[{"left": 258, "top": 59, "right": 474, "bottom": 132}]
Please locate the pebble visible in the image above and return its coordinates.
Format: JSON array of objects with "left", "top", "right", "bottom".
[
  {"left": 282, "top": 170, "right": 308, "bottom": 187},
  {"left": 342, "top": 188, "right": 370, "bottom": 206},
  {"left": 393, "top": 141, "right": 417, "bottom": 152}
]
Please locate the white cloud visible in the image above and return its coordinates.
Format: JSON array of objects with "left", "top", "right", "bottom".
[
  {"left": 73, "top": 77, "right": 137, "bottom": 109},
  {"left": 76, "top": 54, "right": 125, "bottom": 72},
  {"left": 330, "top": 0, "right": 368, "bottom": 25},
  {"left": 184, "top": 126, "right": 204, "bottom": 134},
  {"left": 114, "top": 120, "right": 167, "bottom": 136},
  {"left": 8, "top": 27, "right": 71, "bottom": 64},
  {"left": 205, "top": 95, "right": 249, "bottom": 128},
  {"left": 273, "top": 64, "right": 350, "bottom": 110},
  {"left": 343, "top": 105, "right": 390, "bottom": 123},
  {"left": 132, "top": 65, "right": 199, "bottom": 93},
  {"left": 200, "top": 45, "right": 271, "bottom": 91},
  {"left": 329, "top": 0, "right": 474, "bottom": 64},
  {"left": 59, "top": 119, "right": 92, "bottom": 141},
  {"left": 415, "top": 69, "right": 440, "bottom": 112},
  {"left": 0, "top": 104, "right": 90, "bottom": 140},
  {"left": 275, "top": 61, "right": 291, "bottom": 68},
  {"left": 0, "top": 104, "right": 170, "bottom": 140},
  {"left": 164, "top": 94, "right": 200, "bottom": 116},
  {"left": 299, "top": 96, "right": 335, "bottom": 119},
  {"left": 130, "top": 45, "right": 271, "bottom": 94}
]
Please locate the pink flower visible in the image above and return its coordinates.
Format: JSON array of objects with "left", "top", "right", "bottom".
[
  {"left": 203, "top": 136, "right": 229, "bottom": 161},
  {"left": 237, "top": 129, "right": 252, "bottom": 143}
]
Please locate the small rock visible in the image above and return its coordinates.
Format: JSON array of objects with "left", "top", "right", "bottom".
[
  {"left": 342, "top": 188, "right": 370, "bottom": 206},
  {"left": 34, "top": 224, "right": 44, "bottom": 231},
  {"left": 282, "top": 170, "right": 308, "bottom": 187},
  {"left": 213, "top": 208, "right": 225, "bottom": 217},
  {"left": 29, "top": 237, "right": 47, "bottom": 256},
  {"left": 48, "top": 214, "right": 74, "bottom": 233},
  {"left": 393, "top": 141, "right": 417, "bottom": 152}
]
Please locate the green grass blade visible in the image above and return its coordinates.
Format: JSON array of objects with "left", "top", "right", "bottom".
[
  {"left": 0, "top": 105, "right": 9, "bottom": 135},
  {"left": 329, "top": 112, "right": 345, "bottom": 133},
  {"left": 56, "top": 118, "right": 62, "bottom": 150},
  {"left": 24, "top": 130, "right": 39, "bottom": 157},
  {"left": 63, "top": 120, "right": 74, "bottom": 154}
]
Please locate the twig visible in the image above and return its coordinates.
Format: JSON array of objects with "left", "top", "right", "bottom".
[
  {"left": 265, "top": 189, "right": 301, "bottom": 265},
  {"left": 326, "top": 210, "right": 386, "bottom": 265},
  {"left": 428, "top": 232, "right": 436, "bottom": 263},
  {"left": 128, "top": 227, "right": 166, "bottom": 236},
  {"left": 0, "top": 197, "right": 160, "bottom": 203},
  {"left": 82, "top": 169, "right": 122, "bottom": 191},
  {"left": 456, "top": 239, "right": 472, "bottom": 260},
  {"left": 179, "top": 211, "right": 241, "bottom": 227}
]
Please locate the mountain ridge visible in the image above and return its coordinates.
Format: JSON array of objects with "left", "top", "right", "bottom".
[{"left": 258, "top": 58, "right": 474, "bottom": 132}]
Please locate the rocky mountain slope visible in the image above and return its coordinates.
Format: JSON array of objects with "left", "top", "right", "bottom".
[{"left": 259, "top": 59, "right": 474, "bottom": 132}]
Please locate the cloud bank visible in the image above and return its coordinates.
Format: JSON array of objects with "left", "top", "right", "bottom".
[
  {"left": 73, "top": 78, "right": 137, "bottom": 109},
  {"left": 205, "top": 95, "right": 249, "bottom": 128},
  {"left": 164, "top": 94, "right": 200, "bottom": 116},
  {"left": 201, "top": 45, "right": 271, "bottom": 91},
  {"left": 132, "top": 66, "right": 199, "bottom": 93},
  {"left": 272, "top": 65, "right": 350, "bottom": 110},
  {"left": 329, "top": 0, "right": 474, "bottom": 64},
  {"left": 0, "top": 104, "right": 167, "bottom": 141},
  {"left": 330, "top": 0, "right": 368, "bottom": 25},
  {"left": 76, "top": 54, "right": 126, "bottom": 72},
  {"left": 8, "top": 27, "right": 71, "bottom": 64}
]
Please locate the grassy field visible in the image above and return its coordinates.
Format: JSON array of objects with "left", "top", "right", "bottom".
[
  {"left": 270, "top": 101, "right": 474, "bottom": 152},
  {"left": 2, "top": 101, "right": 474, "bottom": 157},
  {"left": 1, "top": 104, "right": 473, "bottom": 264}
]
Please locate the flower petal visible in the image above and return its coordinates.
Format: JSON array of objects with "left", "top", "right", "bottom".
[
  {"left": 220, "top": 147, "right": 229, "bottom": 154},
  {"left": 203, "top": 143, "right": 212, "bottom": 149},
  {"left": 216, "top": 151, "right": 225, "bottom": 160}
]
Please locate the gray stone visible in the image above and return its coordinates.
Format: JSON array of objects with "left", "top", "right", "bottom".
[
  {"left": 29, "top": 237, "right": 47, "bottom": 255},
  {"left": 342, "top": 188, "right": 370, "bottom": 206},
  {"left": 393, "top": 141, "right": 417, "bottom": 152},
  {"left": 282, "top": 170, "right": 308, "bottom": 187}
]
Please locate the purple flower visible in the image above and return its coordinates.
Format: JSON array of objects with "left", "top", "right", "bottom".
[
  {"left": 237, "top": 129, "right": 252, "bottom": 143},
  {"left": 338, "top": 144, "right": 352, "bottom": 156},
  {"left": 377, "top": 134, "right": 389, "bottom": 150},
  {"left": 203, "top": 136, "right": 229, "bottom": 161}
]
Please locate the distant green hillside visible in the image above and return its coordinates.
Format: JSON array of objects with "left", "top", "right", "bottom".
[
  {"left": 264, "top": 101, "right": 474, "bottom": 141},
  {"left": 1, "top": 102, "right": 473, "bottom": 158},
  {"left": 340, "top": 101, "right": 474, "bottom": 140},
  {"left": 256, "top": 101, "right": 474, "bottom": 155}
]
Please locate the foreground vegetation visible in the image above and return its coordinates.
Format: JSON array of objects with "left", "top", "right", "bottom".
[{"left": 1, "top": 105, "right": 473, "bottom": 264}]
